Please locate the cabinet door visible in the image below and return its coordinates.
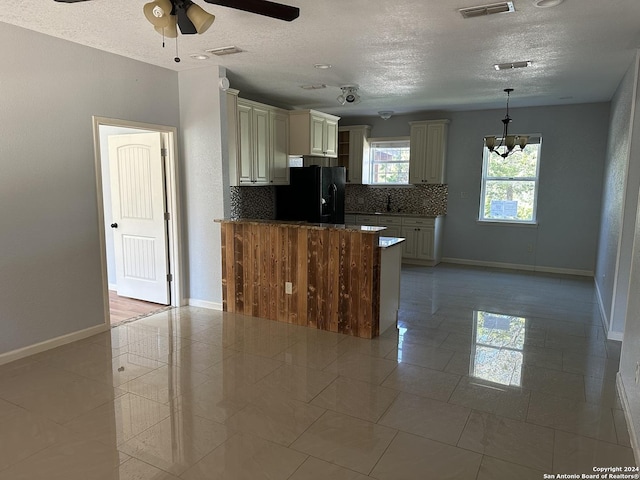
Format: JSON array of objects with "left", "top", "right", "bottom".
[
  {"left": 409, "top": 123, "right": 428, "bottom": 184},
  {"left": 348, "top": 130, "right": 364, "bottom": 184},
  {"left": 400, "top": 226, "right": 418, "bottom": 258},
  {"left": 416, "top": 227, "right": 435, "bottom": 260},
  {"left": 310, "top": 115, "right": 326, "bottom": 156},
  {"left": 252, "top": 107, "right": 270, "bottom": 184},
  {"left": 270, "top": 111, "right": 289, "bottom": 185},
  {"left": 237, "top": 103, "right": 254, "bottom": 185},
  {"left": 324, "top": 118, "right": 339, "bottom": 157},
  {"left": 424, "top": 123, "right": 447, "bottom": 183}
]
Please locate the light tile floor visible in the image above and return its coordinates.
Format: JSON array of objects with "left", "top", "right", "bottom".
[{"left": 0, "top": 264, "right": 635, "bottom": 479}]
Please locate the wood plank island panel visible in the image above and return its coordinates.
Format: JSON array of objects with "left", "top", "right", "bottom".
[{"left": 218, "top": 219, "right": 383, "bottom": 338}]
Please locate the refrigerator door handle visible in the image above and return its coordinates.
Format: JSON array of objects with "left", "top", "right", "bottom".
[{"left": 329, "top": 183, "right": 338, "bottom": 214}]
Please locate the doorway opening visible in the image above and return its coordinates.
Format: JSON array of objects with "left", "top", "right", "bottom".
[{"left": 93, "top": 117, "right": 182, "bottom": 327}]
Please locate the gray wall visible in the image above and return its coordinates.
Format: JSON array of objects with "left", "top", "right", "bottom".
[
  {"left": 596, "top": 55, "right": 639, "bottom": 338},
  {"left": 0, "top": 23, "right": 180, "bottom": 355},
  {"left": 343, "top": 103, "right": 610, "bottom": 274},
  {"left": 178, "top": 66, "right": 230, "bottom": 307}
]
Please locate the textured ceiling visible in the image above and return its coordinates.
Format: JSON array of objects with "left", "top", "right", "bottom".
[{"left": 3, "top": 0, "right": 640, "bottom": 116}]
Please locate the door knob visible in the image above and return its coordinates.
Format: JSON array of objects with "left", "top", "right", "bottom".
[{"left": 110, "top": 223, "right": 118, "bottom": 228}]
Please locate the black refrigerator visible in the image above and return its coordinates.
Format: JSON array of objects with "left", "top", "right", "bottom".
[{"left": 275, "top": 166, "right": 346, "bottom": 224}]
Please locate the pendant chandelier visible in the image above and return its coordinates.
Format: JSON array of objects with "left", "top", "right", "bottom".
[{"left": 484, "top": 88, "right": 528, "bottom": 158}]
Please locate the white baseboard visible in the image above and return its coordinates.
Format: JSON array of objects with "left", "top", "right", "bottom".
[
  {"left": 594, "top": 278, "right": 624, "bottom": 341},
  {"left": 441, "top": 257, "right": 594, "bottom": 277},
  {"left": 617, "top": 373, "right": 640, "bottom": 467},
  {"left": 108, "top": 283, "right": 117, "bottom": 291},
  {"left": 188, "top": 298, "right": 223, "bottom": 311},
  {"left": 0, "top": 323, "right": 109, "bottom": 367},
  {"left": 608, "top": 331, "right": 624, "bottom": 341}
]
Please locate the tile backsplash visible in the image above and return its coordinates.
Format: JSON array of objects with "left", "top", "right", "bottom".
[
  {"left": 345, "top": 184, "right": 447, "bottom": 216},
  {"left": 230, "top": 183, "right": 448, "bottom": 220},
  {"left": 230, "top": 186, "right": 275, "bottom": 219}
]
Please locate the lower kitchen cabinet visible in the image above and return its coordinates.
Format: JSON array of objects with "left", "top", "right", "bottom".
[{"left": 352, "top": 214, "right": 443, "bottom": 266}]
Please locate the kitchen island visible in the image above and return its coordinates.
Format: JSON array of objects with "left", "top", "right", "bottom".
[{"left": 217, "top": 219, "right": 404, "bottom": 338}]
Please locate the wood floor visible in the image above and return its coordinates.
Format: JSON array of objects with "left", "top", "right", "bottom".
[{"left": 108, "top": 290, "right": 168, "bottom": 326}]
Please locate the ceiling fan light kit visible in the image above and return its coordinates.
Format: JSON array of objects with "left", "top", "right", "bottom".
[
  {"left": 144, "top": 0, "right": 173, "bottom": 28},
  {"left": 186, "top": 4, "right": 216, "bottom": 33}
]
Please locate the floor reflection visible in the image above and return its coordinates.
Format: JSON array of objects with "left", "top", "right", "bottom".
[{"left": 471, "top": 311, "right": 526, "bottom": 386}]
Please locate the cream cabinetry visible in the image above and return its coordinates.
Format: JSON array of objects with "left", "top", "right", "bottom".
[
  {"left": 400, "top": 218, "right": 439, "bottom": 263},
  {"left": 409, "top": 119, "right": 449, "bottom": 184},
  {"left": 289, "top": 110, "right": 340, "bottom": 158},
  {"left": 338, "top": 125, "right": 371, "bottom": 184},
  {"left": 228, "top": 92, "right": 290, "bottom": 186},
  {"left": 269, "top": 110, "right": 290, "bottom": 185},
  {"left": 353, "top": 214, "right": 443, "bottom": 266}
]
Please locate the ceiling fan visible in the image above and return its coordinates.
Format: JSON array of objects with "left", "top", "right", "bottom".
[{"left": 53, "top": 0, "right": 300, "bottom": 38}]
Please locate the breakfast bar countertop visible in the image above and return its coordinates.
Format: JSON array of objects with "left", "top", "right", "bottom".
[
  {"left": 216, "top": 218, "right": 386, "bottom": 233},
  {"left": 378, "top": 236, "right": 406, "bottom": 248}
]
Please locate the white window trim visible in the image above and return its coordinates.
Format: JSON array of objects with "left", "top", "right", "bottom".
[
  {"left": 364, "top": 136, "right": 411, "bottom": 186},
  {"left": 478, "top": 134, "right": 542, "bottom": 225}
]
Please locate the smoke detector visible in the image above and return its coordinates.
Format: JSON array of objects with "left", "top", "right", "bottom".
[{"left": 533, "top": 0, "right": 564, "bottom": 7}]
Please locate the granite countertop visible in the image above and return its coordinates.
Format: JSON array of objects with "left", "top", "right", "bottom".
[
  {"left": 378, "top": 236, "right": 406, "bottom": 248},
  {"left": 346, "top": 211, "right": 441, "bottom": 218},
  {"left": 216, "top": 218, "right": 386, "bottom": 233}
]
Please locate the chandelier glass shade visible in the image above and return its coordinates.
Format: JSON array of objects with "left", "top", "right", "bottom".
[{"left": 484, "top": 88, "right": 528, "bottom": 158}]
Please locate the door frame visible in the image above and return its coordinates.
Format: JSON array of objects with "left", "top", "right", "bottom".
[{"left": 92, "top": 116, "right": 183, "bottom": 325}]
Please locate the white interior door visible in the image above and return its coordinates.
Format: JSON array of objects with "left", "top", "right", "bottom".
[{"left": 108, "top": 133, "right": 169, "bottom": 305}]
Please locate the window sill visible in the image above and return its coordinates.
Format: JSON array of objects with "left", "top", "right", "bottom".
[
  {"left": 477, "top": 220, "right": 538, "bottom": 228},
  {"left": 363, "top": 184, "right": 413, "bottom": 188}
]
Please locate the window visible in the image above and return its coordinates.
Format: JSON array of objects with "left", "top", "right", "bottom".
[
  {"left": 364, "top": 138, "right": 410, "bottom": 185},
  {"left": 479, "top": 137, "right": 542, "bottom": 224}
]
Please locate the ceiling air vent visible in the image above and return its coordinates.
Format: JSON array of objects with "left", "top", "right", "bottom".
[
  {"left": 494, "top": 60, "right": 532, "bottom": 71},
  {"left": 205, "top": 46, "right": 244, "bottom": 56},
  {"left": 459, "top": 1, "right": 515, "bottom": 18}
]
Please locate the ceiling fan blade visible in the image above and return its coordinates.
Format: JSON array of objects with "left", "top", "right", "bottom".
[
  {"left": 53, "top": 0, "right": 92, "bottom": 2},
  {"left": 203, "top": 0, "right": 299, "bottom": 21}
]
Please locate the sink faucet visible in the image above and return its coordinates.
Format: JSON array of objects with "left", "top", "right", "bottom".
[{"left": 386, "top": 194, "right": 391, "bottom": 212}]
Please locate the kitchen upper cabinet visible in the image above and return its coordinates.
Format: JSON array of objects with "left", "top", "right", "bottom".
[
  {"left": 270, "top": 110, "right": 290, "bottom": 185},
  {"left": 409, "top": 119, "right": 449, "bottom": 184},
  {"left": 338, "top": 125, "right": 371, "bottom": 184},
  {"left": 229, "top": 94, "right": 290, "bottom": 186},
  {"left": 289, "top": 110, "right": 341, "bottom": 158}
]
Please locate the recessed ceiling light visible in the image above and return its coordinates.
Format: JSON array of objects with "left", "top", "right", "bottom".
[
  {"left": 190, "top": 54, "right": 210, "bottom": 60},
  {"left": 314, "top": 64, "right": 332, "bottom": 69},
  {"left": 300, "top": 84, "right": 327, "bottom": 90},
  {"left": 533, "top": 0, "right": 564, "bottom": 7},
  {"left": 494, "top": 60, "right": 532, "bottom": 71},
  {"left": 206, "top": 46, "right": 244, "bottom": 56}
]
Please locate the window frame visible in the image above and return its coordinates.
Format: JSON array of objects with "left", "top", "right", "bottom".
[
  {"left": 364, "top": 136, "right": 411, "bottom": 186},
  {"left": 478, "top": 135, "right": 542, "bottom": 225}
]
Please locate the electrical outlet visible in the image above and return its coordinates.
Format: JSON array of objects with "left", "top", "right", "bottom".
[
  {"left": 285, "top": 282, "right": 292, "bottom": 295},
  {"left": 527, "top": 243, "right": 534, "bottom": 253}
]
